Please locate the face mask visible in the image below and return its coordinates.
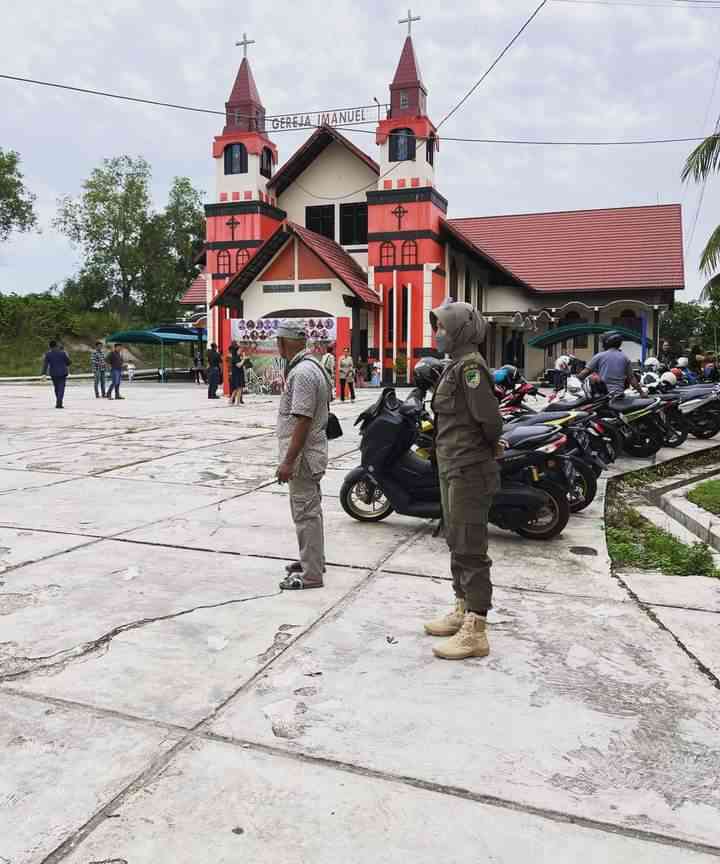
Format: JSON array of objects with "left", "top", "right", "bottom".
[{"left": 435, "top": 332, "right": 449, "bottom": 355}]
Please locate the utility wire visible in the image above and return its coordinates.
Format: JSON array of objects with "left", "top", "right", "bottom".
[
  {"left": 437, "top": 0, "right": 549, "bottom": 129},
  {"left": 552, "top": 0, "right": 720, "bottom": 7}
]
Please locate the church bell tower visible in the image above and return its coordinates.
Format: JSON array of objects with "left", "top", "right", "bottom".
[{"left": 367, "top": 13, "right": 447, "bottom": 381}]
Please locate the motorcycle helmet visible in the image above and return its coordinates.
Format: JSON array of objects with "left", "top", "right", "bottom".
[
  {"left": 494, "top": 364, "right": 520, "bottom": 387},
  {"left": 566, "top": 374, "right": 584, "bottom": 395},
  {"left": 601, "top": 331, "right": 623, "bottom": 350},
  {"left": 643, "top": 357, "right": 660, "bottom": 370},
  {"left": 677, "top": 356, "right": 689, "bottom": 368},
  {"left": 660, "top": 371, "right": 678, "bottom": 388},
  {"left": 412, "top": 357, "right": 445, "bottom": 392},
  {"left": 555, "top": 354, "right": 572, "bottom": 372},
  {"left": 641, "top": 371, "right": 659, "bottom": 388},
  {"left": 584, "top": 372, "right": 608, "bottom": 398}
]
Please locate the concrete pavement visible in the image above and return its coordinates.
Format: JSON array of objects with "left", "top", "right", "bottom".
[{"left": 1, "top": 381, "right": 719, "bottom": 863}]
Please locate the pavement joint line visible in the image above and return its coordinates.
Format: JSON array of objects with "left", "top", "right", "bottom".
[
  {"left": 648, "top": 600, "right": 720, "bottom": 614},
  {"left": 0, "top": 535, "right": 103, "bottom": 578},
  {"left": 196, "top": 731, "right": 720, "bottom": 859},
  {"left": 33, "top": 519, "right": 429, "bottom": 864},
  {"left": 0, "top": 590, "right": 283, "bottom": 683}
]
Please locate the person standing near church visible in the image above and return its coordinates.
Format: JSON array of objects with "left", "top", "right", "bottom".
[
  {"left": 42, "top": 340, "right": 71, "bottom": 409},
  {"left": 321, "top": 345, "right": 336, "bottom": 398},
  {"left": 424, "top": 301, "right": 503, "bottom": 660},
  {"left": 207, "top": 342, "right": 222, "bottom": 399},
  {"left": 106, "top": 345, "right": 125, "bottom": 399},
  {"left": 91, "top": 341, "right": 106, "bottom": 398},
  {"left": 339, "top": 347, "right": 355, "bottom": 402},
  {"left": 275, "top": 320, "right": 332, "bottom": 591}
]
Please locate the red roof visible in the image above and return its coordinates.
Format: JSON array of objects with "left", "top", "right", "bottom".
[
  {"left": 448, "top": 204, "right": 684, "bottom": 293},
  {"left": 180, "top": 273, "right": 207, "bottom": 305},
  {"left": 291, "top": 223, "right": 380, "bottom": 305},
  {"left": 228, "top": 57, "right": 263, "bottom": 109},
  {"left": 392, "top": 36, "right": 424, "bottom": 89},
  {"left": 267, "top": 125, "right": 379, "bottom": 196}
]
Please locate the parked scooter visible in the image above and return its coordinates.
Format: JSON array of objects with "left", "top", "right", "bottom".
[
  {"left": 341, "top": 387, "right": 571, "bottom": 540},
  {"left": 646, "top": 372, "right": 720, "bottom": 440}
]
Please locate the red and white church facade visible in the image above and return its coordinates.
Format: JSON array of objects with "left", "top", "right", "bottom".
[{"left": 184, "top": 27, "right": 685, "bottom": 381}]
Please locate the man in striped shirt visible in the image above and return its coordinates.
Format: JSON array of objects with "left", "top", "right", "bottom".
[{"left": 91, "top": 341, "right": 106, "bottom": 398}]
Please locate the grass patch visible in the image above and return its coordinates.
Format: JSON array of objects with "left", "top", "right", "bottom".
[
  {"left": 606, "top": 504, "right": 719, "bottom": 578},
  {"left": 687, "top": 478, "right": 720, "bottom": 516}
]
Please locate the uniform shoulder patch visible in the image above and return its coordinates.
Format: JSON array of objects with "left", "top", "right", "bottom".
[{"left": 464, "top": 365, "right": 482, "bottom": 389}]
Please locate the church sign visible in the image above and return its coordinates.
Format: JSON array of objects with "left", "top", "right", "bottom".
[{"left": 268, "top": 106, "right": 378, "bottom": 132}]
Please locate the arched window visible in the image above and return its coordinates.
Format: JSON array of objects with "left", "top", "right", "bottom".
[
  {"left": 613, "top": 308, "right": 642, "bottom": 335},
  {"left": 389, "top": 128, "right": 416, "bottom": 162},
  {"left": 380, "top": 241, "right": 396, "bottom": 267},
  {"left": 465, "top": 266, "right": 472, "bottom": 303},
  {"left": 562, "top": 309, "right": 588, "bottom": 349},
  {"left": 224, "top": 143, "right": 248, "bottom": 175},
  {"left": 236, "top": 249, "right": 250, "bottom": 271},
  {"left": 217, "top": 250, "right": 231, "bottom": 275},
  {"left": 449, "top": 259, "right": 458, "bottom": 300},
  {"left": 260, "top": 147, "right": 273, "bottom": 179},
  {"left": 426, "top": 133, "right": 436, "bottom": 167},
  {"left": 401, "top": 239, "right": 418, "bottom": 266}
]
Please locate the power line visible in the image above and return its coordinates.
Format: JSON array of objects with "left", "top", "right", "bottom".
[
  {"left": 437, "top": 0, "right": 549, "bottom": 129},
  {"left": 552, "top": 0, "right": 720, "bottom": 7}
]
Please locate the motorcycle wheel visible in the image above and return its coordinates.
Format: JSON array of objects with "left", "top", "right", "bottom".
[
  {"left": 568, "top": 458, "right": 598, "bottom": 513},
  {"left": 623, "top": 421, "right": 665, "bottom": 458},
  {"left": 690, "top": 414, "right": 720, "bottom": 440},
  {"left": 340, "top": 475, "right": 394, "bottom": 522},
  {"left": 664, "top": 416, "right": 689, "bottom": 448},
  {"left": 514, "top": 480, "right": 570, "bottom": 540}
]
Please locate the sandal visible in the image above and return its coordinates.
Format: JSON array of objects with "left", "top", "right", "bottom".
[{"left": 279, "top": 573, "right": 324, "bottom": 590}]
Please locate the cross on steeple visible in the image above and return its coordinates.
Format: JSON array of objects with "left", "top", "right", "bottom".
[
  {"left": 391, "top": 204, "right": 408, "bottom": 230},
  {"left": 398, "top": 8, "right": 420, "bottom": 35},
  {"left": 235, "top": 32, "right": 255, "bottom": 58},
  {"left": 226, "top": 216, "right": 240, "bottom": 241}
]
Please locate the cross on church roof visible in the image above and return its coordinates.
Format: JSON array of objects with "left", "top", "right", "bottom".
[
  {"left": 235, "top": 32, "right": 255, "bottom": 58},
  {"left": 398, "top": 8, "right": 421, "bottom": 35}
]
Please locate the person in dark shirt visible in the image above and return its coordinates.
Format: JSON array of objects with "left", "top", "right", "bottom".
[
  {"left": 106, "top": 345, "right": 125, "bottom": 399},
  {"left": 207, "top": 343, "right": 222, "bottom": 399},
  {"left": 42, "top": 340, "right": 71, "bottom": 409}
]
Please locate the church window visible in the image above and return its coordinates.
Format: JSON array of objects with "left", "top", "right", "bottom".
[
  {"left": 260, "top": 147, "right": 273, "bottom": 179},
  {"left": 380, "top": 241, "right": 396, "bottom": 267},
  {"left": 465, "top": 266, "right": 472, "bottom": 303},
  {"left": 236, "top": 249, "right": 250, "bottom": 270},
  {"left": 340, "top": 203, "right": 368, "bottom": 245},
  {"left": 401, "top": 239, "right": 418, "bottom": 266},
  {"left": 449, "top": 259, "right": 458, "bottom": 300},
  {"left": 306, "top": 205, "right": 335, "bottom": 240},
  {"left": 389, "top": 128, "right": 416, "bottom": 162},
  {"left": 217, "top": 250, "right": 231, "bottom": 275},
  {"left": 426, "top": 133, "right": 436, "bottom": 167},
  {"left": 224, "top": 143, "right": 248, "bottom": 175},
  {"left": 399, "top": 91, "right": 409, "bottom": 109}
]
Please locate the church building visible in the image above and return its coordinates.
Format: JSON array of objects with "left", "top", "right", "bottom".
[{"left": 184, "top": 20, "right": 685, "bottom": 381}]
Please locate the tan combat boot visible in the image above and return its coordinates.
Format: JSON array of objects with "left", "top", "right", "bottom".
[
  {"left": 424, "top": 598, "right": 466, "bottom": 637},
  {"left": 432, "top": 612, "right": 489, "bottom": 660}
]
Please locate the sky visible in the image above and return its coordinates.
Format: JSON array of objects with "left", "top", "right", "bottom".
[{"left": 1, "top": 0, "right": 719, "bottom": 301}]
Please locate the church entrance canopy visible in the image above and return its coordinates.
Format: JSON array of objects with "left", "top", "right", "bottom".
[{"left": 528, "top": 323, "right": 652, "bottom": 350}]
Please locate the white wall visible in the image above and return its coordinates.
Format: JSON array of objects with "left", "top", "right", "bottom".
[
  {"left": 215, "top": 152, "right": 268, "bottom": 202},
  {"left": 278, "top": 140, "right": 377, "bottom": 259},
  {"left": 241, "top": 277, "right": 353, "bottom": 321}
]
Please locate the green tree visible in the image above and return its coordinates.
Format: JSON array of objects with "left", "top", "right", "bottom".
[
  {"left": 682, "top": 132, "right": 720, "bottom": 300},
  {"left": 54, "top": 156, "right": 152, "bottom": 318},
  {"left": 164, "top": 176, "right": 205, "bottom": 293},
  {"left": 60, "top": 267, "right": 112, "bottom": 312},
  {"left": 0, "top": 148, "right": 37, "bottom": 243},
  {"left": 660, "top": 301, "right": 706, "bottom": 352}
]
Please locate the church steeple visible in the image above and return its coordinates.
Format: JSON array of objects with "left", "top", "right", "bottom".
[
  {"left": 389, "top": 35, "right": 427, "bottom": 119},
  {"left": 224, "top": 37, "right": 265, "bottom": 133}
]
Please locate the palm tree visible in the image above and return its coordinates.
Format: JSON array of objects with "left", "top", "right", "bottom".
[{"left": 682, "top": 131, "right": 720, "bottom": 301}]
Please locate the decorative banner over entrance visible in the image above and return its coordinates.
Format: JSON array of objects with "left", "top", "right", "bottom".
[{"left": 230, "top": 317, "right": 337, "bottom": 344}]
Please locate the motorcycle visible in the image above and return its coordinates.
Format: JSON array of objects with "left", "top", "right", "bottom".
[
  {"left": 646, "top": 380, "right": 720, "bottom": 440},
  {"left": 341, "top": 387, "right": 571, "bottom": 540}
]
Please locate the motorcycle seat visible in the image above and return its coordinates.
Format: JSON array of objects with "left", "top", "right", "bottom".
[
  {"left": 543, "top": 397, "right": 589, "bottom": 412},
  {"left": 505, "top": 410, "right": 590, "bottom": 427},
  {"left": 609, "top": 396, "right": 657, "bottom": 411},
  {"left": 502, "top": 425, "right": 559, "bottom": 449}
]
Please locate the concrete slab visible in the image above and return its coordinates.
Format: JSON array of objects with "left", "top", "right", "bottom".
[
  {"left": 651, "top": 606, "right": 720, "bottom": 680},
  {"left": 5, "top": 543, "right": 366, "bottom": 725},
  {"left": 0, "top": 467, "right": 77, "bottom": 493},
  {"left": 59, "top": 739, "right": 719, "bottom": 864},
  {"left": 0, "top": 527, "right": 92, "bottom": 575},
  {"left": 622, "top": 571, "right": 720, "bottom": 612},
  {"left": 116, "top": 423, "right": 275, "bottom": 449},
  {"left": 0, "top": 691, "right": 180, "bottom": 864},
  {"left": 662, "top": 480, "right": 720, "bottom": 552},
  {"left": 212, "top": 573, "right": 720, "bottom": 847},
  {"left": 0, "top": 440, "right": 180, "bottom": 476},
  {"left": 0, "top": 475, "right": 230, "bottom": 535},
  {"left": 123, "top": 491, "right": 421, "bottom": 569}
]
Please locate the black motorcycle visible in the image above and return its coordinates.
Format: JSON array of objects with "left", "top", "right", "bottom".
[{"left": 340, "top": 388, "right": 571, "bottom": 540}]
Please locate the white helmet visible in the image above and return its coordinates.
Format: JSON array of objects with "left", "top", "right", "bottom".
[
  {"left": 555, "top": 354, "right": 572, "bottom": 372},
  {"left": 566, "top": 374, "right": 583, "bottom": 395},
  {"left": 677, "top": 356, "right": 689, "bottom": 368},
  {"left": 661, "top": 371, "right": 678, "bottom": 387},
  {"left": 644, "top": 357, "right": 660, "bottom": 369},
  {"left": 642, "top": 371, "right": 659, "bottom": 387}
]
